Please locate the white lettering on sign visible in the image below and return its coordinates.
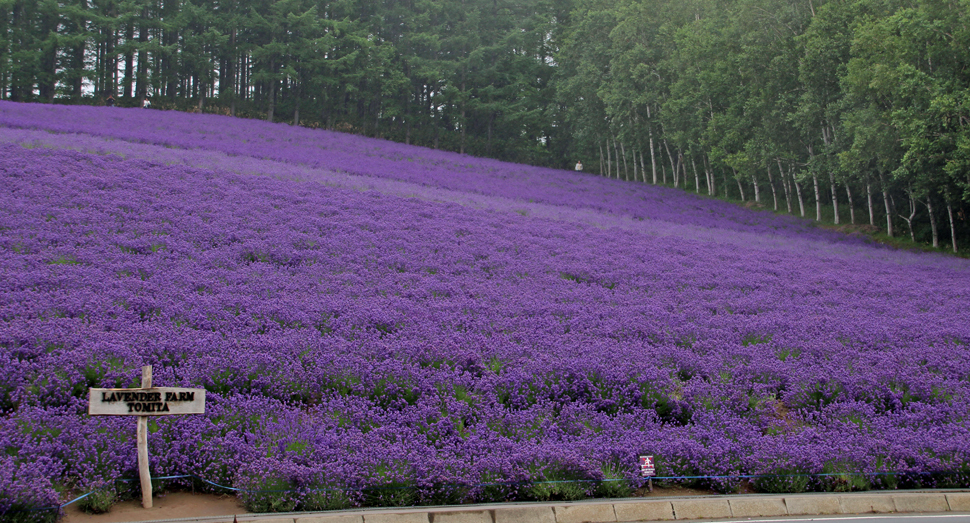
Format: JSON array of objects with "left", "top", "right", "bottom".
[
  {"left": 88, "top": 387, "right": 206, "bottom": 416},
  {"left": 639, "top": 455, "right": 656, "bottom": 477}
]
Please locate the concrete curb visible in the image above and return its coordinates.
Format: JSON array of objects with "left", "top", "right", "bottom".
[{"left": 133, "top": 490, "right": 970, "bottom": 523}]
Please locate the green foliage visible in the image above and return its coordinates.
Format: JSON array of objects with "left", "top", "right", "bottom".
[
  {"left": 752, "top": 469, "right": 810, "bottom": 493},
  {"left": 361, "top": 482, "right": 416, "bottom": 507},
  {"left": 487, "top": 356, "right": 505, "bottom": 374},
  {"left": 240, "top": 477, "right": 300, "bottom": 512},
  {"left": 927, "top": 461, "right": 970, "bottom": 488},
  {"left": 742, "top": 333, "right": 772, "bottom": 346},
  {"left": 299, "top": 486, "right": 353, "bottom": 511},
  {"left": 815, "top": 468, "right": 870, "bottom": 492},
  {"left": 595, "top": 463, "right": 634, "bottom": 498},
  {"left": 524, "top": 463, "right": 592, "bottom": 502},
  {"left": 526, "top": 479, "right": 588, "bottom": 501},
  {"left": 78, "top": 486, "right": 117, "bottom": 514},
  {"left": 48, "top": 255, "right": 79, "bottom": 266},
  {"left": 594, "top": 478, "right": 632, "bottom": 498},
  {"left": 0, "top": 507, "right": 58, "bottom": 523}
]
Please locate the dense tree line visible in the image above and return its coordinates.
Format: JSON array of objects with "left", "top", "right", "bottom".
[
  {"left": 559, "top": 0, "right": 970, "bottom": 252},
  {"left": 2, "top": 0, "right": 968, "bottom": 251},
  {"left": 0, "top": 0, "right": 570, "bottom": 163}
]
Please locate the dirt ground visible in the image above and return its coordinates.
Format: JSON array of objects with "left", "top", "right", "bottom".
[{"left": 62, "top": 492, "right": 247, "bottom": 523}]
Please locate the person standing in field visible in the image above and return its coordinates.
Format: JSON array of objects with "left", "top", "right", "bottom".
[{"left": 575, "top": 161, "right": 583, "bottom": 171}]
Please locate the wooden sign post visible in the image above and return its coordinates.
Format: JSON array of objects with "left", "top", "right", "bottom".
[{"left": 88, "top": 365, "right": 205, "bottom": 509}]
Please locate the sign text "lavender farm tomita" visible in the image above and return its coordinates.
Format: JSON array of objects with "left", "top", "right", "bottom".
[{"left": 88, "top": 387, "right": 205, "bottom": 415}]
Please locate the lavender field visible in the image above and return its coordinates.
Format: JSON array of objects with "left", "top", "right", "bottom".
[{"left": 1, "top": 102, "right": 969, "bottom": 514}]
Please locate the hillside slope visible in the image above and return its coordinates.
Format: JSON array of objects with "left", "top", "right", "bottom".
[
  {"left": 1, "top": 104, "right": 969, "bottom": 513},
  {"left": 0, "top": 102, "right": 856, "bottom": 241}
]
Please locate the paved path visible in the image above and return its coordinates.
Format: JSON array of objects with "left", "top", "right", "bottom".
[
  {"left": 707, "top": 516, "right": 970, "bottom": 523},
  {"left": 123, "top": 490, "right": 970, "bottom": 523}
]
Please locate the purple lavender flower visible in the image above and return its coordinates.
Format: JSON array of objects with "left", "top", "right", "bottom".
[{"left": 0, "top": 102, "right": 968, "bottom": 511}]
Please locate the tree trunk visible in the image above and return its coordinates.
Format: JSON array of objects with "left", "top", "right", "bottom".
[
  {"left": 598, "top": 142, "right": 603, "bottom": 176},
  {"left": 813, "top": 174, "right": 821, "bottom": 221},
  {"left": 821, "top": 126, "right": 835, "bottom": 222},
  {"left": 845, "top": 184, "right": 855, "bottom": 224},
  {"left": 459, "top": 82, "right": 466, "bottom": 155},
  {"left": 751, "top": 171, "right": 760, "bottom": 203},
  {"left": 777, "top": 160, "right": 791, "bottom": 213},
  {"left": 374, "top": 96, "right": 381, "bottom": 137},
  {"left": 845, "top": 182, "right": 855, "bottom": 225},
  {"left": 619, "top": 140, "right": 629, "bottom": 180},
  {"left": 899, "top": 189, "right": 917, "bottom": 241},
  {"left": 293, "top": 96, "right": 301, "bottom": 126},
  {"left": 947, "top": 200, "right": 958, "bottom": 252},
  {"left": 266, "top": 58, "right": 276, "bottom": 122},
  {"left": 108, "top": 25, "right": 117, "bottom": 96},
  {"left": 94, "top": 34, "right": 103, "bottom": 98},
  {"left": 633, "top": 149, "right": 639, "bottom": 181},
  {"left": 613, "top": 138, "right": 621, "bottom": 179},
  {"left": 681, "top": 154, "right": 689, "bottom": 190},
  {"left": 267, "top": 85, "right": 275, "bottom": 121},
  {"left": 778, "top": 159, "right": 792, "bottom": 213},
  {"left": 766, "top": 161, "right": 778, "bottom": 210},
  {"left": 795, "top": 180, "right": 805, "bottom": 217},
  {"left": 866, "top": 177, "right": 874, "bottom": 226},
  {"left": 640, "top": 150, "right": 647, "bottom": 184},
  {"left": 733, "top": 168, "right": 745, "bottom": 201},
  {"left": 648, "top": 130, "right": 657, "bottom": 184},
  {"left": 228, "top": 29, "right": 237, "bottom": 114},
  {"left": 606, "top": 140, "right": 612, "bottom": 178},
  {"left": 705, "top": 155, "right": 715, "bottom": 196},
  {"left": 662, "top": 139, "right": 681, "bottom": 188},
  {"left": 647, "top": 105, "right": 657, "bottom": 184},
  {"left": 672, "top": 151, "right": 680, "bottom": 187},
  {"left": 783, "top": 172, "right": 792, "bottom": 213},
  {"left": 783, "top": 173, "right": 792, "bottom": 213},
  {"left": 37, "top": 8, "right": 59, "bottom": 100},
  {"left": 879, "top": 172, "right": 893, "bottom": 237},
  {"left": 925, "top": 195, "right": 938, "bottom": 248},
  {"left": 124, "top": 24, "right": 135, "bottom": 99},
  {"left": 164, "top": 21, "right": 177, "bottom": 99},
  {"left": 75, "top": 41, "right": 86, "bottom": 99},
  {"left": 692, "top": 156, "right": 700, "bottom": 194},
  {"left": 662, "top": 139, "right": 676, "bottom": 185},
  {"left": 829, "top": 173, "right": 840, "bottom": 224}
]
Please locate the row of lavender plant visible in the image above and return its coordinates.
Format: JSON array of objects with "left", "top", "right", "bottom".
[
  {"left": 2, "top": 137, "right": 969, "bottom": 514},
  {"left": 0, "top": 101, "right": 852, "bottom": 242},
  {"left": 0, "top": 126, "right": 907, "bottom": 265}
]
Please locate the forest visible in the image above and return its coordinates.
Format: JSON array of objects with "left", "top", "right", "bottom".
[{"left": 2, "top": 0, "right": 969, "bottom": 251}]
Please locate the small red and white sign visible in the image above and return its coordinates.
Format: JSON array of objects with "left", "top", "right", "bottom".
[{"left": 639, "top": 455, "right": 656, "bottom": 477}]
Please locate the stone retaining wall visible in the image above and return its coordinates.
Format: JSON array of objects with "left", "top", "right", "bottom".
[{"left": 179, "top": 491, "right": 970, "bottom": 523}]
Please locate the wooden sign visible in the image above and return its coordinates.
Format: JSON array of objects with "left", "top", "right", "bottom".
[
  {"left": 88, "top": 387, "right": 205, "bottom": 415},
  {"left": 639, "top": 455, "right": 656, "bottom": 477},
  {"left": 87, "top": 366, "right": 205, "bottom": 509},
  {"left": 639, "top": 455, "right": 656, "bottom": 492}
]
